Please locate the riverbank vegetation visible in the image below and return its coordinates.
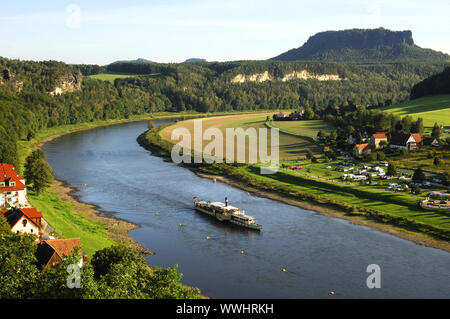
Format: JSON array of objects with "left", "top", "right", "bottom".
[{"left": 0, "top": 216, "right": 202, "bottom": 298}]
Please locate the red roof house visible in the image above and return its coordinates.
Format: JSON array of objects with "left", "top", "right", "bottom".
[
  {"left": 354, "top": 143, "right": 371, "bottom": 155},
  {"left": 35, "top": 238, "right": 84, "bottom": 268}
]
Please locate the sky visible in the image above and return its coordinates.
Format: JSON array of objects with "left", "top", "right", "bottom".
[{"left": 1, "top": 0, "right": 449, "bottom": 65}]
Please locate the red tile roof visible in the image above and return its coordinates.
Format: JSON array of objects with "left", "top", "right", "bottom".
[
  {"left": 20, "top": 208, "right": 42, "bottom": 219},
  {"left": 411, "top": 133, "right": 422, "bottom": 143},
  {"left": 0, "top": 163, "right": 26, "bottom": 191},
  {"left": 46, "top": 238, "right": 82, "bottom": 259},
  {"left": 1, "top": 208, "right": 41, "bottom": 229},
  {"left": 355, "top": 143, "right": 369, "bottom": 150},
  {"left": 372, "top": 133, "right": 387, "bottom": 139}
]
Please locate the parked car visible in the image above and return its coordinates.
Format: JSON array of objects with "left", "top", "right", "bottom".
[{"left": 422, "top": 181, "right": 431, "bottom": 188}]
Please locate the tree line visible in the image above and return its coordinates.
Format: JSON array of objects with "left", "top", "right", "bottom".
[{"left": 0, "top": 56, "right": 446, "bottom": 169}]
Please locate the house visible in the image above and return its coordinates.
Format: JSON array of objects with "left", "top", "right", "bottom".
[
  {"left": 0, "top": 163, "right": 28, "bottom": 208},
  {"left": 323, "top": 146, "right": 331, "bottom": 152},
  {"left": 0, "top": 207, "right": 42, "bottom": 240},
  {"left": 353, "top": 143, "right": 371, "bottom": 155},
  {"left": 422, "top": 137, "right": 440, "bottom": 147},
  {"left": 390, "top": 133, "right": 422, "bottom": 150},
  {"left": 35, "top": 238, "right": 85, "bottom": 268},
  {"left": 370, "top": 133, "right": 388, "bottom": 149},
  {"left": 273, "top": 112, "right": 287, "bottom": 120},
  {"left": 411, "top": 133, "right": 422, "bottom": 147}
]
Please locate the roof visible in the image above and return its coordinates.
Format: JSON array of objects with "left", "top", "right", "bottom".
[
  {"left": 390, "top": 132, "right": 411, "bottom": 146},
  {"left": 35, "top": 242, "right": 57, "bottom": 268},
  {"left": 372, "top": 133, "right": 387, "bottom": 139},
  {"left": 46, "top": 238, "right": 82, "bottom": 259},
  {"left": 411, "top": 133, "right": 422, "bottom": 143},
  {"left": 1, "top": 208, "right": 41, "bottom": 229},
  {"left": 0, "top": 163, "right": 26, "bottom": 192},
  {"left": 423, "top": 137, "right": 439, "bottom": 145},
  {"left": 19, "top": 208, "right": 42, "bottom": 219},
  {"left": 355, "top": 143, "right": 369, "bottom": 151}
]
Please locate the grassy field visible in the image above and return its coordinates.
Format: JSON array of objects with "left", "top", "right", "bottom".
[
  {"left": 87, "top": 73, "right": 140, "bottom": 83},
  {"left": 28, "top": 190, "right": 114, "bottom": 256},
  {"left": 162, "top": 114, "right": 326, "bottom": 161},
  {"left": 381, "top": 94, "right": 450, "bottom": 129},
  {"left": 240, "top": 165, "right": 450, "bottom": 235},
  {"left": 269, "top": 120, "right": 334, "bottom": 138},
  {"left": 386, "top": 146, "right": 450, "bottom": 174}
]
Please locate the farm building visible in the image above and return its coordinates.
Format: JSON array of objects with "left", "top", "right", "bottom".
[
  {"left": 353, "top": 143, "right": 371, "bottom": 155},
  {"left": 390, "top": 133, "right": 422, "bottom": 150},
  {"left": 370, "top": 133, "right": 388, "bottom": 149}
]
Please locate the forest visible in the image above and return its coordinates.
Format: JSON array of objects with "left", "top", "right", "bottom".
[
  {"left": 0, "top": 56, "right": 448, "bottom": 169},
  {"left": 410, "top": 66, "right": 450, "bottom": 99}
]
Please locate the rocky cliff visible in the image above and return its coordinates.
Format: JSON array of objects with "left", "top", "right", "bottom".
[
  {"left": 230, "top": 70, "right": 343, "bottom": 83},
  {"left": 49, "top": 71, "right": 83, "bottom": 96},
  {"left": 1, "top": 69, "right": 24, "bottom": 91}
]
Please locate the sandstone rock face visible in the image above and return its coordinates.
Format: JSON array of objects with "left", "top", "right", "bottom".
[
  {"left": 230, "top": 70, "right": 343, "bottom": 83},
  {"left": 1, "top": 69, "right": 24, "bottom": 91},
  {"left": 49, "top": 71, "right": 83, "bottom": 96}
]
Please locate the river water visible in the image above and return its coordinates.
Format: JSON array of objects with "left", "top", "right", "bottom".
[{"left": 42, "top": 119, "right": 450, "bottom": 298}]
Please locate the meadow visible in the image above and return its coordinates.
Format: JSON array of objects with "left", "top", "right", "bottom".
[
  {"left": 161, "top": 114, "right": 328, "bottom": 161},
  {"left": 381, "top": 94, "right": 450, "bottom": 129},
  {"left": 87, "top": 73, "right": 140, "bottom": 83}
]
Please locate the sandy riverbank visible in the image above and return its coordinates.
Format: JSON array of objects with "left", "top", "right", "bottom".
[{"left": 195, "top": 172, "right": 450, "bottom": 253}]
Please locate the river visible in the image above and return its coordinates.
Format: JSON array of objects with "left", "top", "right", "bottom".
[{"left": 42, "top": 119, "right": 450, "bottom": 298}]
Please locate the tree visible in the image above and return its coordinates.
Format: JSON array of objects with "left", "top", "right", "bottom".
[
  {"left": 387, "top": 163, "right": 397, "bottom": 176},
  {"left": 0, "top": 218, "right": 41, "bottom": 298},
  {"left": 443, "top": 172, "right": 450, "bottom": 186},
  {"left": 376, "top": 151, "right": 386, "bottom": 161},
  {"left": 411, "top": 184, "right": 421, "bottom": 195},
  {"left": 431, "top": 122, "right": 441, "bottom": 139},
  {"left": 24, "top": 150, "right": 53, "bottom": 195},
  {"left": 433, "top": 156, "right": 442, "bottom": 166},
  {"left": 412, "top": 167, "right": 425, "bottom": 182}
]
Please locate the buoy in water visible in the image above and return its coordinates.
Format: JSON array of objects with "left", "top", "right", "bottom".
[
  {"left": 155, "top": 212, "right": 159, "bottom": 216},
  {"left": 179, "top": 224, "right": 183, "bottom": 227},
  {"left": 282, "top": 268, "right": 286, "bottom": 272},
  {"left": 83, "top": 184, "right": 87, "bottom": 186},
  {"left": 205, "top": 236, "right": 211, "bottom": 240},
  {"left": 133, "top": 204, "right": 136, "bottom": 207},
  {"left": 330, "top": 291, "right": 335, "bottom": 295},
  {"left": 240, "top": 250, "right": 245, "bottom": 254}
]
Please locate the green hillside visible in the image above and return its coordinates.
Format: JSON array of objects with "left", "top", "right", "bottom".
[{"left": 381, "top": 94, "right": 450, "bottom": 128}]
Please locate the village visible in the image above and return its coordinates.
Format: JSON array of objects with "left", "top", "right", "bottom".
[
  {"left": 272, "top": 110, "right": 449, "bottom": 210},
  {"left": 0, "top": 163, "right": 85, "bottom": 268}
]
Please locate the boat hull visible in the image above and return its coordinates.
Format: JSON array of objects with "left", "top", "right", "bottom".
[{"left": 194, "top": 206, "right": 261, "bottom": 231}]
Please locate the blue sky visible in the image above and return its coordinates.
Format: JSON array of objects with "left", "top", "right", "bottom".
[{"left": 1, "top": 0, "right": 449, "bottom": 65}]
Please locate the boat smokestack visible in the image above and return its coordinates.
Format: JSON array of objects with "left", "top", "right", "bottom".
[{"left": 225, "top": 197, "right": 228, "bottom": 206}]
